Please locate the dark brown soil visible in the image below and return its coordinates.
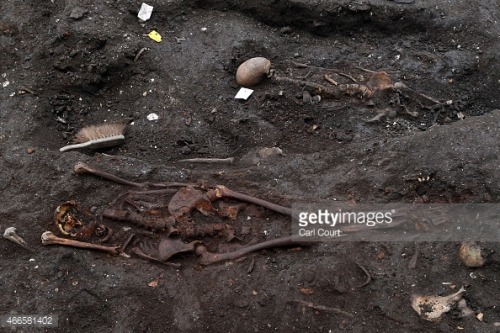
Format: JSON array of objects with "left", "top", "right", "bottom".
[{"left": 1, "top": 0, "right": 499, "bottom": 332}]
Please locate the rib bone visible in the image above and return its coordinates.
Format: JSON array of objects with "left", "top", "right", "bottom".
[{"left": 41, "top": 231, "right": 120, "bottom": 255}]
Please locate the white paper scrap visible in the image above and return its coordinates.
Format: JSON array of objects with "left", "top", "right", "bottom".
[
  {"left": 138, "top": 3, "right": 153, "bottom": 21},
  {"left": 235, "top": 88, "right": 254, "bottom": 100}
]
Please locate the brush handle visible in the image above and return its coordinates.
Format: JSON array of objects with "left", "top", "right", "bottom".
[{"left": 60, "top": 135, "right": 125, "bottom": 152}]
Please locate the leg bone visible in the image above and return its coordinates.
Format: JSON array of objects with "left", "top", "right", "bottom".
[
  {"left": 74, "top": 162, "right": 195, "bottom": 189},
  {"left": 195, "top": 235, "right": 308, "bottom": 265},
  {"left": 41, "top": 231, "right": 120, "bottom": 255},
  {"left": 208, "top": 185, "right": 292, "bottom": 216}
]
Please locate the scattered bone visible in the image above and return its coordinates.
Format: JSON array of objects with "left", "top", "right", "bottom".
[
  {"left": 258, "top": 147, "right": 284, "bottom": 159},
  {"left": 120, "top": 233, "right": 135, "bottom": 254},
  {"left": 393, "top": 81, "right": 443, "bottom": 105},
  {"left": 290, "top": 60, "right": 309, "bottom": 68},
  {"left": 457, "top": 299, "right": 475, "bottom": 318},
  {"left": 3, "top": 227, "right": 33, "bottom": 252},
  {"left": 243, "top": 147, "right": 285, "bottom": 165},
  {"left": 41, "top": 231, "right": 120, "bottom": 255},
  {"left": 173, "top": 37, "right": 186, "bottom": 43},
  {"left": 355, "top": 262, "right": 372, "bottom": 288},
  {"left": 247, "top": 258, "right": 255, "bottom": 274},
  {"left": 336, "top": 72, "right": 358, "bottom": 83},
  {"left": 411, "top": 286, "right": 466, "bottom": 322},
  {"left": 408, "top": 247, "right": 419, "bottom": 269},
  {"left": 364, "top": 109, "right": 389, "bottom": 123},
  {"left": 134, "top": 47, "right": 148, "bottom": 63},
  {"left": 323, "top": 74, "right": 338, "bottom": 86}
]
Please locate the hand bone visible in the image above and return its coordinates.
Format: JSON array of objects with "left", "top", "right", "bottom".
[
  {"left": 41, "top": 231, "right": 120, "bottom": 255},
  {"left": 3, "top": 227, "right": 33, "bottom": 252}
]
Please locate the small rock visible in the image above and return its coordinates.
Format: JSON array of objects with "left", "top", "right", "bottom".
[
  {"left": 302, "top": 90, "right": 311, "bottom": 103},
  {"left": 234, "top": 299, "right": 249, "bottom": 308},
  {"left": 311, "top": 95, "right": 321, "bottom": 103},
  {"left": 69, "top": 7, "right": 88, "bottom": 20},
  {"left": 258, "top": 147, "right": 284, "bottom": 159},
  {"left": 459, "top": 242, "right": 486, "bottom": 268},
  {"left": 387, "top": 109, "right": 398, "bottom": 118},
  {"left": 26, "top": 147, "right": 34, "bottom": 154},
  {"left": 280, "top": 26, "right": 293, "bottom": 34}
]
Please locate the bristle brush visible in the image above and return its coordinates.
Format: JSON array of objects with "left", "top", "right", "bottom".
[{"left": 60, "top": 123, "right": 127, "bottom": 152}]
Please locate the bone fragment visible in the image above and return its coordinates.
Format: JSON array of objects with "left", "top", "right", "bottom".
[
  {"left": 41, "top": 231, "right": 120, "bottom": 255},
  {"left": 3, "top": 227, "right": 33, "bottom": 252}
]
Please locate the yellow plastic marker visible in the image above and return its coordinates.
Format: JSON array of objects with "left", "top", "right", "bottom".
[{"left": 148, "top": 30, "right": 162, "bottom": 42}]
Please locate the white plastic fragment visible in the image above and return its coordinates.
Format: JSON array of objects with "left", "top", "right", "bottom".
[
  {"left": 138, "top": 3, "right": 153, "bottom": 21},
  {"left": 147, "top": 113, "right": 159, "bottom": 121},
  {"left": 235, "top": 87, "right": 254, "bottom": 100},
  {"left": 2, "top": 80, "right": 9, "bottom": 88}
]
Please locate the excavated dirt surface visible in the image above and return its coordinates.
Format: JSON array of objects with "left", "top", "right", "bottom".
[{"left": 1, "top": 0, "right": 499, "bottom": 332}]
